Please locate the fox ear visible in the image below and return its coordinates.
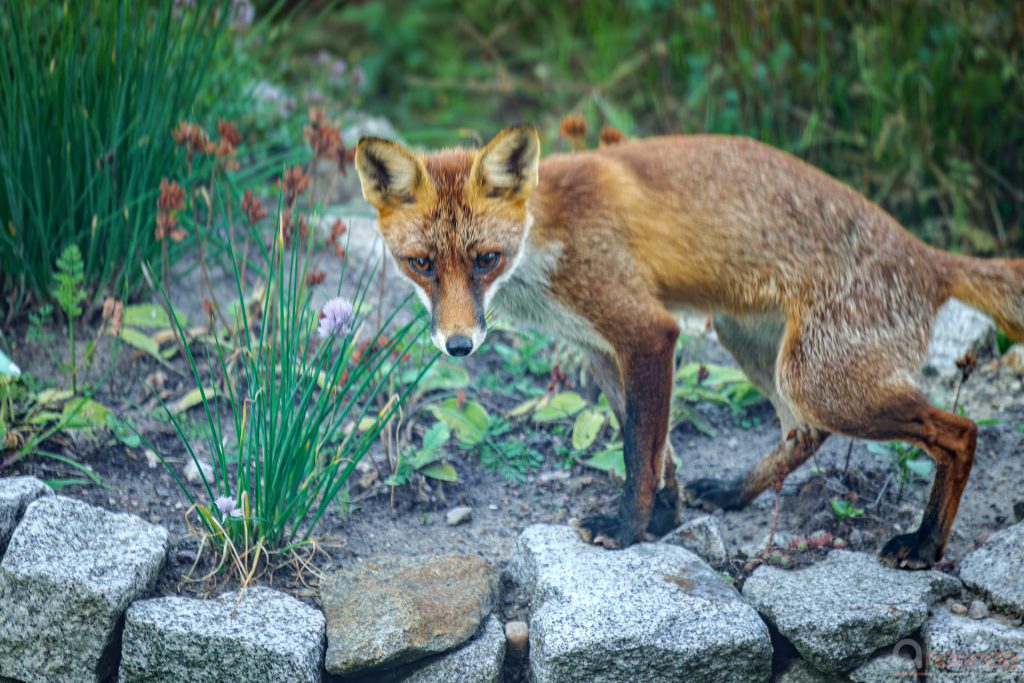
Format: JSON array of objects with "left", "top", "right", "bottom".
[
  {"left": 470, "top": 125, "right": 540, "bottom": 200},
  {"left": 355, "top": 138, "right": 428, "bottom": 209}
]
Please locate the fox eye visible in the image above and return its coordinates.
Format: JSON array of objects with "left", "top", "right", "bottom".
[
  {"left": 474, "top": 251, "right": 501, "bottom": 275},
  {"left": 407, "top": 256, "right": 434, "bottom": 276}
]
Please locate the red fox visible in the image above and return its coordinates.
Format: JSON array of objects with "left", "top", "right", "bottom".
[{"left": 354, "top": 125, "right": 1024, "bottom": 569}]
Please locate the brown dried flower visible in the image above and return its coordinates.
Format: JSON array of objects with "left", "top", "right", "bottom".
[
  {"left": 217, "top": 119, "right": 242, "bottom": 147},
  {"left": 172, "top": 121, "right": 215, "bottom": 161},
  {"left": 336, "top": 141, "right": 356, "bottom": 176},
  {"left": 305, "top": 270, "right": 327, "bottom": 287},
  {"left": 157, "top": 178, "right": 185, "bottom": 212},
  {"left": 241, "top": 189, "right": 268, "bottom": 224},
  {"left": 281, "top": 165, "right": 311, "bottom": 204},
  {"left": 599, "top": 126, "right": 626, "bottom": 146},
  {"left": 304, "top": 107, "right": 341, "bottom": 160},
  {"left": 102, "top": 297, "right": 124, "bottom": 336},
  {"left": 559, "top": 115, "right": 588, "bottom": 151},
  {"left": 328, "top": 218, "right": 347, "bottom": 260}
]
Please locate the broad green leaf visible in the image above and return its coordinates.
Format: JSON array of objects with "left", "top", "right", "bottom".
[
  {"left": 905, "top": 457, "right": 934, "bottom": 480},
  {"left": 62, "top": 398, "right": 112, "bottom": 429},
  {"left": 0, "top": 349, "right": 20, "bottom": 377},
  {"left": 508, "top": 397, "right": 542, "bottom": 418},
  {"left": 532, "top": 391, "right": 587, "bottom": 423},
  {"left": 35, "top": 389, "right": 73, "bottom": 407},
  {"left": 123, "top": 303, "right": 186, "bottom": 329},
  {"left": 119, "top": 328, "right": 161, "bottom": 360},
  {"left": 572, "top": 409, "right": 605, "bottom": 450},
  {"left": 170, "top": 387, "right": 214, "bottom": 414},
  {"left": 430, "top": 399, "right": 489, "bottom": 446},
  {"left": 421, "top": 462, "right": 458, "bottom": 482},
  {"left": 403, "top": 362, "right": 470, "bottom": 393},
  {"left": 421, "top": 422, "right": 451, "bottom": 453},
  {"left": 580, "top": 447, "right": 625, "bottom": 479}
]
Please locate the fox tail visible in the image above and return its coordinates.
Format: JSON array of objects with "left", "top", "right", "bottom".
[{"left": 947, "top": 255, "right": 1024, "bottom": 343}]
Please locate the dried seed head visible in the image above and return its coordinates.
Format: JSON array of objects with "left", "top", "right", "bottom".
[
  {"left": 217, "top": 119, "right": 242, "bottom": 147},
  {"left": 241, "top": 189, "right": 268, "bottom": 224},
  {"left": 559, "top": 114, "right": 588, "bottom": 151},
  {"left": 599, "top": 126, "right": 626, "bottom": 146},
  {"left": 304, "top": 108, "right": 341, "bottom": 159},
  {"left": 281, "top": 165, "right": 311, "bottom": 204},
  {"left": 305, "top": 270, "right": 326, "bottom": 287},
  {"left": 157, "top": 178, "right": 185, "bottom": 212},
  {"left": 172, "top": 121, "right": 214, "bottom": 161}
]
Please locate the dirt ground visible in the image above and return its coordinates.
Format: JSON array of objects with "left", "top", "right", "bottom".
[{"left": 4, "top": 194, "right": 1023, "bottom": 607}]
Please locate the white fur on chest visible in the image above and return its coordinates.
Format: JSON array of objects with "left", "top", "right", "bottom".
[{"left": 491, "top": 240, "right": 613, "bottom": 355}]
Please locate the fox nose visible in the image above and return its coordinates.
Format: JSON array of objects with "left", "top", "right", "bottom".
[{"left": 445, "top": 335, "right": 474, "bottom": 357}]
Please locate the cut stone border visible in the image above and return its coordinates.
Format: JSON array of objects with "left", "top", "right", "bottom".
[{"left": 119, "top": 587, "right": 326, "bottom": 682}]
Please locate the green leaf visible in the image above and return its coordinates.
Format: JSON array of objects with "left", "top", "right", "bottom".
[
  {"left": 421, "top": 462, "right": 458, "bottom": 482},
  {"left": 403, "top": 363, "right": 470, "bottom": 393},
  {"left": 905, "top": 457, "right": 934, "bottom": 480},
  {"left": 61, "top": 398, "right": 112, "bottom": 429},
  {"left": 580, "top": 446, "right": 625, "bottom": 479},
  {"left": 430, "top": 399, "right": 490, "bottom": 446},
  {"left": 830, "top": 498, "right": 865, "bottom": 519},
  {"left": 0, "top": 350, "right": 21, "bottom": 377},
  {"left": 170, "top": 387, "right": 214, "bottom": 414},
  {"left": 508, "top": 397, "right": 542, "bottom": 418},
  {"left": 421, "top": 422, "right": 451, "bottom": 454},
  {"left": 572, "top": 409, "right": 605, "bottom": 450},
  {"left": 119, "top": 328, "right": 162, "bottom": 360},
  {"left": 123, "top": 303, "right": 186, "bottom": 329},
  {"left": 532, "top": 391, "right": 587, "bottom": 423},
  {"left": 44, "top": 478, "right": 95, "bottom": 492}
]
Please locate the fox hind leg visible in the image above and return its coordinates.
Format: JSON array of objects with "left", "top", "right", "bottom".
[
  {"left": 776, "top": 313, "right": 976, "bottom": 569},
  {"left": 685, "top": 313, "right": 829, "bottom": 510}
]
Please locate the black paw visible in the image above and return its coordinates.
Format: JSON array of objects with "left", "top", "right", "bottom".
[
  {"left": 683, "top": 477, "right": 748, "bottom": 511},
  {"left": 878, "top": 532, "right": 940, "bottom": 570},
  {"left": 576, "top": 513, "right": 639, "bottom": 549},
  {"left": 647, "top": 486, "right": 681, "bottom": 537}
]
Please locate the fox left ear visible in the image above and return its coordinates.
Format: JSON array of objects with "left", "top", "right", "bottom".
[
  {"left": 355, "top": 137, "right": 430, "bottom": 209},
  {"left": 470, "top": 124, "right": 540, "bottom": 201}
]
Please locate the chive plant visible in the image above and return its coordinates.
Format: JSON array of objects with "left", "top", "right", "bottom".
[{"left": 147, "top": 204, "right": 433, "bottom": 577}]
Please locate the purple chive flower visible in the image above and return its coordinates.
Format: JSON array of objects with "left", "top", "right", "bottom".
[
  {"left": 351, "top": 66, "right": 367, "bottom": 89},
  {"left": 318, "top": 297, "right": 354, "bottom": 339},
  {"left": 232, "top": 0, "right": 255, "bottom": 27},
  {"left": 214, "top": 495, "right": 242, "bottom": 519},
  {"left": 331, "top": 59, "right": 347, "bottom": 79}
]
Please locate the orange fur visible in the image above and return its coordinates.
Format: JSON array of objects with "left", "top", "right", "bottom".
[{"left": 355, "top": 127, "right": 1024, "bottom": 565}]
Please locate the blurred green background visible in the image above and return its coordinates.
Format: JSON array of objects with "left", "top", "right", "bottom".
[{"left": 307, "top": 0, "right": 1023, "bottom": 256}]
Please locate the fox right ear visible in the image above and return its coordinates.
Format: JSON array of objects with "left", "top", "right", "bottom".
[
  {"left": 355, "top": 138, "right": 428, "bottom": 209},
  {"left": 470, "top": 124, "right": 540, "bottom": 201}
]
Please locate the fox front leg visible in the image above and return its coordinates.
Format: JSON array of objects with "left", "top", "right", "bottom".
[{"left": 577, "top": 315, "right": 679, "bottom": 548}]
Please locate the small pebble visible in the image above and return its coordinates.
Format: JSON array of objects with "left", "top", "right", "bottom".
[
  {"left": 504, "top": 620, "right": 529, "bottom": 659},
  {"left": 183, "top": 458, "right": 213, "bottom": 485},
  {"left": 968, "top": 600, "right": 989, "bottom": 620},
  {"left": 445, "top": 506, "right": 473, "bottom": 526},
  {"left": 144, "top": 448, "right": 160, "bottom": 469},
  {"left": 950, "top": 602, "right": 968, "bottom": 615},
  {"left": 488, "top": 504, "right": 498, "bottom": 511},
  {"left": 148, "top": 514, "right": 161, "bottom": 525}
]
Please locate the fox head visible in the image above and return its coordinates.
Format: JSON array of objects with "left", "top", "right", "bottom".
[{"left": 354, "top": 125, "right": 540, "bottom": 357}]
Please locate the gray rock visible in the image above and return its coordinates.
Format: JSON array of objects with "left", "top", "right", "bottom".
[
  {"left": 668, "top": 515, "right": 727, "bottom": 565},
  {"left": 960, "top": 522, "right": 1024, "bottom": 616},
  {"left": 849, "top": 652, "right": 918, "bottom": 682},
  {"left": 925, "top": 299, "right": 996, "bottom": 378},
  {"left": 968, "top": 599, "right": 990, "bottom": 620},
  {"left": 119, "top": 587, "right": 325, "bottom": 683},
  {"left": 446, "top": 506, "right": 473, "bottom": 526},
  {"left": 0, "top": 475, "right": 51, "bottom": 554},
  {"left": 0, "top": 496, "right": 168, "bottom": 683},
  {"left": 742, "top": 550, "right": 960, "bottom": 674},
  {"left": 922, "top": 607, "right": 1024, "bottom": 682},
  {"left": 322, "top": 554, "right": 497, "bottom": 676},
  {"left": 353, "top": 615, "right": 505, "bottom": 683},
  {"left": 775, "top": 660, "right": 837, "bottom": 683},
  {"left": 740, "top": 532, "right": 796, "bottom": 559},
  {"left": 509, "top": 524, "right": 772, "bottom": 682}
]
